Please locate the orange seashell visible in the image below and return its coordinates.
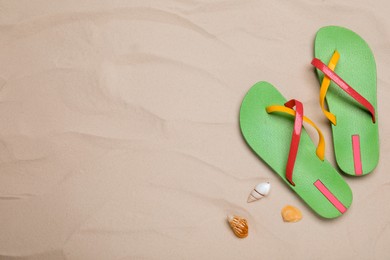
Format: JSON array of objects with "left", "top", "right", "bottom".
[
  {"left": 281, "top": 205, "right": 302, "bottom": 222},
  {"left": 227, "top": 215, "right": 248, "bottom": 238}
]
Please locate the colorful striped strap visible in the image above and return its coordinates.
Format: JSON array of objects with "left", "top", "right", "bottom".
[
  {"left": 266, "top": 100, "right": 325, "bottom": 186},
  {"left": 312, "top": 52, "right": 376, "bottom": 124}
]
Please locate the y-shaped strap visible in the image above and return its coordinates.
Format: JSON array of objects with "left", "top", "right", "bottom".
[
  {"left": 312, "top": 52, "right": 376, "bottom": 124},
  {"left": 266, "top": 100, "right": 325, "bottom": 186}
]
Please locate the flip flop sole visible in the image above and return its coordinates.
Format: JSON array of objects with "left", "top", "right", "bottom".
[
  {"left": 240, "top": 82, "right": 352, "bottom": 218},
  {"left": 314, "top": 26, "right": 379, "bottom": 176}
]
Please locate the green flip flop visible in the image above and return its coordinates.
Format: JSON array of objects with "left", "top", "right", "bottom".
[
  {"left": 312, "top": 26, "right": 379, "bottom": 176},
  {"left": 239, "top": 81, "right": 352, "bottom": 218}
]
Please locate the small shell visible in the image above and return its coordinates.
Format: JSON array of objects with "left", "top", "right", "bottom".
[
  {"left": 281, "top": 205, "right": 302, "bottom": 222},
  {"left": 227, "top": 215, "right": 248, "bottom": 238},
  {"left": 247, "top": 182, "right": 271, "bottom": 203}
]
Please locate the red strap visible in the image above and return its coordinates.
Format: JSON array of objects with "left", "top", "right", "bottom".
[
  {"left": 311, "top": 58, "right": 376, "bottom": 123},
  {"left": 284, "top": 99, "right": 303, "bottom": 186}
]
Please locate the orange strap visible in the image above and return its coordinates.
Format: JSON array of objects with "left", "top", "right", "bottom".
[
  {"left": 319, "top": 51, "right": 340, "bottom": 125},
  {"left": 266, "top": 105, "right": 325, "bottom": 161}
]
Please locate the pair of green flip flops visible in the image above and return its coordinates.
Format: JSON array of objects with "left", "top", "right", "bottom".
[{"left": 240, "top": 26, "right": 379, "bottom": 219}]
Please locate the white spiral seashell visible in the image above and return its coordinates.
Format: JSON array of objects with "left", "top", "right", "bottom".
[{"left": 247, "top": 182, "right": 271, "bottom": 203}]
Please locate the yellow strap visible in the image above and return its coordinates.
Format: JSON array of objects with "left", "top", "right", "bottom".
[
  {"left": 319, "top": 51, "right": 340, "bottom": 125},
  {"left": 266, "top": 105, "right": 325, "bottom": 160}
]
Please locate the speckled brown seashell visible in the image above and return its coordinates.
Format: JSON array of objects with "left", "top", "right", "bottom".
[{"left": 227, "top": 215, "right": 248, "bottom": 238}]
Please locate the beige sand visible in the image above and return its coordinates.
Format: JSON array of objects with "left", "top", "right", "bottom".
[{"left": 0, "top": 1, "right": 389, "bottom": 259}]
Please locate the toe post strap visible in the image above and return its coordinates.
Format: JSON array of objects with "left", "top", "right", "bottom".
[
  {"left": 266, "top": 99, "right": 325, "bottom": 186},
  {"left": 312, "top": 51, "right": 376, "bottom": 124}
]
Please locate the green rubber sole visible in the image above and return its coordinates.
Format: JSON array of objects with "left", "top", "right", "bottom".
[
  {"left": 240, "top": 82, "right": 352, "bottom": 218},
  {"left": 314, "top": 26, "right": 379, "bottom": 176}
]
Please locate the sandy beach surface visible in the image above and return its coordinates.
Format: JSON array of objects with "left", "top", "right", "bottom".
[{"left": 0, "top": 1, "right": 389, "bottom": 259}]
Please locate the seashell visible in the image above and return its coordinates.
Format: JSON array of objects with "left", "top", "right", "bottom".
[
  {"left": 281, "top": 205, "right": 302, "bottom": 222},
  {"left": 247, "top": 182, "right": 271, "bottom": 203},
  {"left": 227, "top": 215, "right": 248, "bottom": 238}
]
